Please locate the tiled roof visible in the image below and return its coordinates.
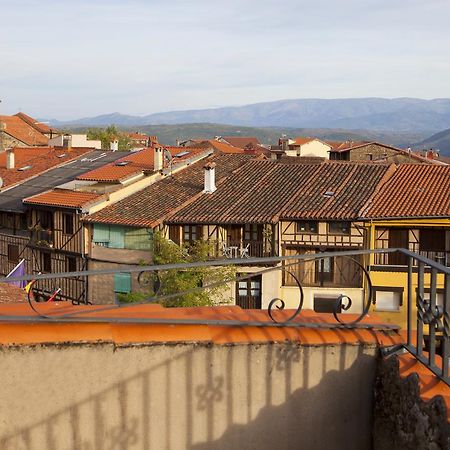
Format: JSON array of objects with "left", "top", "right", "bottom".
[
  {"left": 23, "top": 188, "right": 102, "bottom": 209},
  {"left": 0, "top": 147, "right": 92, "bottom": 189},
  {"left": 169, "top": 161, "right": 393, "bottom": 224},
  {"left": 83, "top": 153, "right": 252, "bottom": 227},
  {"left": 0, "top": 303, "right": 401, "bottom": 346},
  {"left": 364, "top": 165, "right": 450, "bottom": 218},
  {"left": 327, "top": 140, "right": 369, "bottom": 151},
  {"left": 77, "top": 146, "right": 210, "bottom": 183},
  {"left": 0, "top": 115, "right": 48, "bottom": 146},
  {"left": 0, "top": 283, "right": 27, "bottom": 303},
  {"left": 127, "top": 132, "right": 148, "bottom": 140},
  {"left": 192, "top": 140, "right": 245, "bottom": 154},
  {"left": 14, "top": 112, "right": 53, "bottom": 134},
  {"left": 221, "top": 136, "right": 261, "bottom": 148}
]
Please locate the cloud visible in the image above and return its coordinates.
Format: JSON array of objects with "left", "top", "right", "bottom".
[{"left": 1, "top": 0, "right": 449, "bottom": 118}]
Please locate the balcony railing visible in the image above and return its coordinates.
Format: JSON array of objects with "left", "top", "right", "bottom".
[
  {"left": 0, "top": 247, "right": 448, "bottom": 385},
  {"left": 208, "top": 240, "right": 277, "bottom": 259},
  {"left": 374, "top": 250, "right": 450, "bottom": 267}
]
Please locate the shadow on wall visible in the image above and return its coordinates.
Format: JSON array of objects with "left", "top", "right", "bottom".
[{"left": 0, "top": 335, "right": 377, "bottom": 450}]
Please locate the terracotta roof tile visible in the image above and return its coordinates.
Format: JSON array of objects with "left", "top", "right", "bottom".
[
  {"left": 365, "top": 164, "right": 450, "bottom": 218},
  {"left": 0, "top": 147, "right": 92, "bottom": 189},
  {"left": 192, "top": 140, "right": 245, "bottom": 154},
  {"left": 77, "top": 146, "right": 210, "bottom": 183},
  {"left": 221, "top": 136, "right": 261, "bottom": 148},
  {"left": 14, "top": 112, "right": 53, "bottom": 134},
  {"left": 23, "top": 188, "right": 102, "bottom": 209},
  {"left": 0, "top": 283, "right": 27, "bottom": 303},
  {"left": 0, "top": 115, "right": 48, "bottom": 146},
  {"left": 169, "top": 161, "right": 392, "bottom": 224},
  {"left": 83, "top": 153, "right": 253, "bottom": 227}
]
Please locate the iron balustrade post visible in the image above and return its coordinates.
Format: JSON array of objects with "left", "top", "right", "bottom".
[
  {"left": 429, "top": 268, "right": 437, "bottom": 369},
  {"left": 443, "top": 273, "right": 450, "bottom": 381},
  {"left": 407, "top": 255, "right": 413, "bottom": 347},
  {"left": 417, "top": 261, "right": 424, "bottom": 357}
]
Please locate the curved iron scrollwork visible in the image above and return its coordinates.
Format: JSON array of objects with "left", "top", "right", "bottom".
[
  {"left": 137, "top": 269, "right": 161, "bottom": 295},
  {"left": 268, "top": 255, "right": 373, "bottom": 326},
  {"left": 417, "top": 294, "right": 444, "bottom": 331},
  {"left": 268, "top": 267, "right": 304, "bottom": 323}
]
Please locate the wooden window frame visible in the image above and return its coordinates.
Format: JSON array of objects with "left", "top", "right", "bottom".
[
  {"left": 63, "top": 213, "right": 74, "bottom": 235},
  {"left": 328, "top": 221, "right": 351, "bottom": 235},
  {"left": 295, "top": 221, "right": 318, "bottom": 234},
  {"left": 7, "top": 244, "right": 19, "bottom": 264}
]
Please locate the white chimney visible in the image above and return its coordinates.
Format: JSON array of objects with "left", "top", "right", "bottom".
[
  {"left": 110, "top": 140, "right": 119, "bottom": 151},
  {"left": 154, "top": 146, "right": 163, "bottom": 172},
  {"left": 6, "top": 149, "right": 14, "bottom": 169},
  {"left": 203, "top": 162, "right": 216, "bottom": 193}
]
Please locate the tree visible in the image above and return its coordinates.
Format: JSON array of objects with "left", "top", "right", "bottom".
[
  {"left": 87, "top": 125, "right": 132, "bottom": 151},
  {"left": 119, "top": 231, "right": 236, "bottom": 307}
]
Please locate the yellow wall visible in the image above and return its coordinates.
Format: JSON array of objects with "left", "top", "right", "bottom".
[{"left": 365, "top": 219, "right": 449, "bottom": 331}]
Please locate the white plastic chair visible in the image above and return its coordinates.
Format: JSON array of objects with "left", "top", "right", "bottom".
[
  {"left": 221, "top": 242, "right": 232, "bottom": 258},
  {"left": 240, "top": 243, "right": 250, "bottom": 258}
]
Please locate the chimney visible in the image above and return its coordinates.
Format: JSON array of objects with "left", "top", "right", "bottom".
[
  {"left": 0, "top": 121, "right": 6, "bottom": 152},
  {"left": 203, "top": 162, "right": 216, "bottom": 193},
  {"left": 110, "top": 139, "right": 119, "bottom": 151},
  {"left": 154, "top": 146, "right": 163, "bottom": 172},
  {"left": 176, "top": 139, "right": 180, "bottom": 147},
  {"left": 6, "top": 148, "right": 14, "bottom": 169},
  {"left": 427, "top": 148, "right": 434, "bottom": 160}
]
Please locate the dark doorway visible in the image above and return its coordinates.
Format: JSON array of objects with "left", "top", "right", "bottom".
[
  {"left": 236, "top": 274, "right": 262, "bottom": 309},
  {"left": 388, "top": 228, "right": 409, "bottom": 265}
]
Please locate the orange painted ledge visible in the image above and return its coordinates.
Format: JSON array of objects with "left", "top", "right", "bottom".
[
  {"left": 398, "top": 353, "right": 450, "bottom": 421},
  {"left": 0, "top": 303, "right": 402, "bottom": 347}
]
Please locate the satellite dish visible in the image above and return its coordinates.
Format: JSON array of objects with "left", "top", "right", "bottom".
[{"left": 0, "top": 177, "right": 3, "bottom": 189}]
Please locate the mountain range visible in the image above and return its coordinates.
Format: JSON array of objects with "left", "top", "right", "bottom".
[{"left": 48, "top": 98, "right": 450, "bottom": 133}]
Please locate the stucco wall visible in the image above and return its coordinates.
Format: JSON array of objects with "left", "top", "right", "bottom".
[{"left": 0, "top": 342, "right": 378, "bottom": 450}]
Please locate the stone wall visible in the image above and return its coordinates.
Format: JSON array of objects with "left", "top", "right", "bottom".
[
  {"left": 373, "top": 354, "right": 450, "bottom": 450},
  {"left": 349, "top": 144, "right": 422, "bottom": 163}
]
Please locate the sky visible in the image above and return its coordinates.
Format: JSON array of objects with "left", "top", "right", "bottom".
[{"left": 1, "top": 0, "right": 450, "bottom": 119}]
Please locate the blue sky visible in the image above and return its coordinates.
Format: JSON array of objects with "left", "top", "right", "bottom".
[{"left": 1, "top": 0, "right": 450, "bottom": 119}]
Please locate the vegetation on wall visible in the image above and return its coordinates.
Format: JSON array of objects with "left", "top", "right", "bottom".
[
  {"left": 87, "top": 125, "right": 132, "bottom": 151},
  {"left": 119, "top": 232, "right": 235, "bottom": 307}
]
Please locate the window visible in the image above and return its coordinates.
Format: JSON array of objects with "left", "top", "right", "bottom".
[
  {"left": 169, "top": 225, "right": 180, "bottom": 244},
  {"left": 66, "top": 256, "right": 77, "bottom": 272},
  {"left": 39, "top": 211, "right": 53, "bottom": 230},
  {"left": 328, "top": 221, "right": 351, "bottom": 235},
  {"left": 41, "top": 252, "right": 52, "bottom": 273},
  {"left": 183, "top": 225, "right": 202, "bottom": 244},
  {"left": 315, "top": 256, "right": 334, "bottom": 285},
  {"left": 63, "top": 213, "right": 74, "bottom": 235},
  {"left": 314, "top": 295, "right": 341, "bottom": 313},
  {"left": 244, "top": 224, "right": 262, "bottom": 241},
  {"left": 114, "top": 273, "right": 131, "bottom": 294},
  {"left": 374, "top": 287, "right": 403, "bottom": 312},
  {"left": 296, "top": 221, "right": 318, "bottom": 233},
  {"left": 7, "top": 245, "right": 19, "bottom": 263}
]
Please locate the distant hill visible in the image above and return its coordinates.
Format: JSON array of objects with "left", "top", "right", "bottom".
[
  {"left": 48, "top": 98, "right": 450, "bottom": 132},
  {"left": 412, "top": 128, "right": 450, "bottom": 156},
  {"left": 65, "top": 122, "right": 429, "bottom": 148}
]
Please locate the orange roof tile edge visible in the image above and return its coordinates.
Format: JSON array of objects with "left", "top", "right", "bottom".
[
  {"left": 397, "top": 353, "right": 450, "bottom": 422},
  {"left": 0, "top": 303, "right": 401, "bottom": 347}
]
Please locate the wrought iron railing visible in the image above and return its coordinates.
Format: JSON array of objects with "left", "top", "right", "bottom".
[{"left": 0, "top": 248, "right": 448, "bottom": 384}]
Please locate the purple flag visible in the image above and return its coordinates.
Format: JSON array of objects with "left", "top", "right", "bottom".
[{"left": 6, "top": 259, "right": 26, "bottom": 288}]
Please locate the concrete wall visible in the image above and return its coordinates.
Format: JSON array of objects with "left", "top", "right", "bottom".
[{"left": 0, "top": 341, "right": 378, "bottom": 450}]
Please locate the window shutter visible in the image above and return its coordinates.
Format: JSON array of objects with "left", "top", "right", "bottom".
[
  {"left": 109, "top": 226, "right": 125, "bottom": 248},
  {"left": 114, "top": 273, "right": 131, "bottom": 293},
  {"left": 93, "top": 224, "right": 110, "bottom": 243}
]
